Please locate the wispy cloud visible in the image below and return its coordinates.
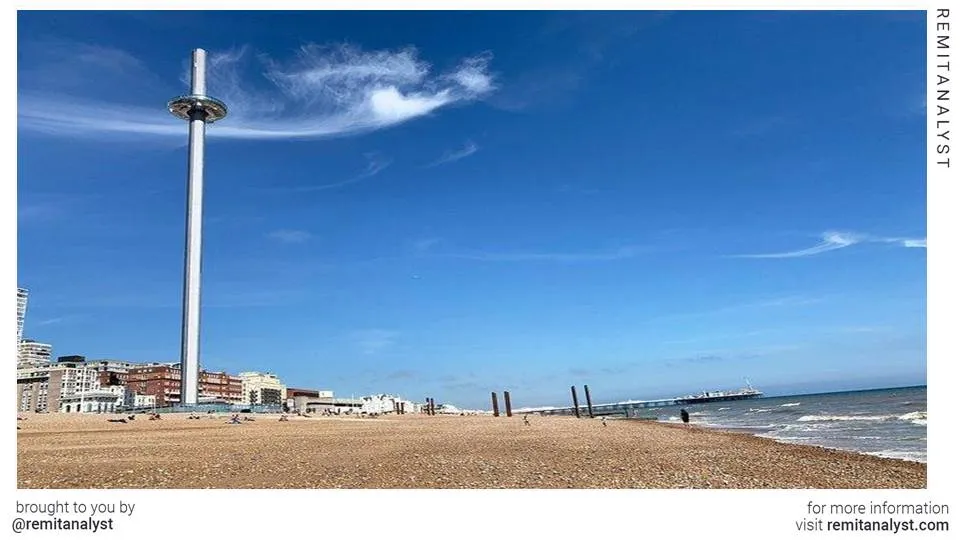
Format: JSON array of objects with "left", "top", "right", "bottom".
[
  {"left": 425, "top": 244, "right": 650, "bottom": 263},
  {"left": 266, "top": 229, "right": 312, "bottom": 244},
  {"left": 280, "top": 153, "right": 392, "bottom": 192},
  {"left": 33, "top": 315, "right": 89, "bottom": 328},
  {"left": 349, "top": 329, "right": 400, "bottom": 355},
  {"left": 412, "top": 238, "right": 442, "bottom": 253},
  {"left": 19, "top": 193, "right": 102, "bottom": 225},
  {"left": 425, "top": 140, "right": 479, "bottom": 167},
  {"left": 19, "top": 42, "right": 495, "bottom": 140},
  {"left": 651, "top": 295, "right": 826, "bottom": 323},
  {"left": 731, "top": 231, "right": 926, "bottom": 259}
]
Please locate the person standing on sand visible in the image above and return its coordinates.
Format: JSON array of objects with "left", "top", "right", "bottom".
[{"left": 680, "top": 408, "right": 690, "bottom": 424}]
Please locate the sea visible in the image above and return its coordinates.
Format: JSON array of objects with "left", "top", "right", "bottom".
[{"left": 651, "top": 386, "right": 927, "bottom": 463}]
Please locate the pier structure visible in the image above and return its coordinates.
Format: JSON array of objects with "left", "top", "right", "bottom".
[
  {"left": 517, "top": 389, "right": 762, "bottom": 418},
  {"left": 521, "top": 398, "right": 681, "bottom": 418}
]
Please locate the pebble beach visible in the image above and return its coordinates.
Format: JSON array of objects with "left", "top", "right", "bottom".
[{"left": 16, "top": 412, "right": 926, "bottom": 489}]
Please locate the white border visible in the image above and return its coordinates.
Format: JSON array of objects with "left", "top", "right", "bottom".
[{"left": 7, "top": 3, "right": 954, "bottom": 539}]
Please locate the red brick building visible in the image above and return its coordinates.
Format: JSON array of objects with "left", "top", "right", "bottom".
[{"left": 126, "top": 364, "right": 242, "bottom": 406}]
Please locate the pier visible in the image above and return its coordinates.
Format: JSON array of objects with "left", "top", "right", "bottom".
[
  {"left": 517, "top": 397, "right": 681, "bottom": 418},
  {"left": 517, "top": 388, "right": 762, "bottom": 418}
]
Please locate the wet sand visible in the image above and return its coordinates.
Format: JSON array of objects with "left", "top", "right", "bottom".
[{"left": 16, "top": 412, "right": 926, "bottom": 489}]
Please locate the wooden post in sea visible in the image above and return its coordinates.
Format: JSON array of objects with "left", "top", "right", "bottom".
[
  {"left": 429, "top": 398, "right": 436, "bottom": 416},
  {"left": 584, "top": 385, "right": 594, "bottom": 418},
  {"left": 503, "top": 391, "right": 512, "bottom": 417},
  {"left": 491, "top": 392, "right": 500, "bottom": 417},
  {"left": 570, "top": 386, "right": 581, "bottom": 418},
  {"left": 400, "top": 402, "right": 405, "bottom": 414}
]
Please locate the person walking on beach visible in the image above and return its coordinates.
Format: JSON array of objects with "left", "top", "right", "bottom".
[{"left": 680, "top": 408, "right": 690, "bottom": 424}]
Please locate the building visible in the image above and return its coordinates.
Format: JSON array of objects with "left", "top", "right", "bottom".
[
  {"left": 134, "top": 394, "right": 156, "bottom": 409},
  {"left": 59, "top": 391, "right": 122, "bottom": 414},
  {"left": 200, "top": 370, "right": 243, "bottom": 404},
  {"left": 18, "top": 340, "right": 52, "bottom": 367},
  {"left": 88, "top": 359, "right": 141, "bottom": 387},
  {"left": 101, "top": 385, "right": 136, "bottom": 409},
  {"left": 239, "top": 372, "right": 286, "bottom": 406},
  {"left": 127, "top": 364, "right": 243, "bottom": 407},
  {"left": 17, "top": 287, "right": 28, "bottom": 344},
  {"left": 360, "top": 394, "right": 417, "bottom": 415},
  {"left": 286, "top": 388, "right": 332, "bottom": 400},
  {"left": 16, "top": 360, "right": 99, "bottom": 413},
  {"left": 16, "top": 364, "right": 50, "bottom": 413}
]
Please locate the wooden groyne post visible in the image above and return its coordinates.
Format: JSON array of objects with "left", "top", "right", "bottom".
[
  {"left": 491, "top": 392, "right": 500, "bottom": 417},
  {"left": 584, "top": 385, "right": 594, "bottom": 418},
  {"left": 570, "top": 386, "right": 581, "bottom": 418},
  {"left": 503, "top": 391, "right": 512, "bottom": 417}
]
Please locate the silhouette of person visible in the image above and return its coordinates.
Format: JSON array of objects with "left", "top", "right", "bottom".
[{"left": 680, "top": 408, "right": 690, "bottom": 424}]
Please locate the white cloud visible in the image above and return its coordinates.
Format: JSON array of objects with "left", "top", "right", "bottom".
[
  {"left": 732, "top": 231, "right": 925, "bottom": 259},
  {"left": 425, "top": 140, "right": 479, "bottom": 167},
  {"left": 279, "top": 153, "right": 392, "bottom": 192},
  {"left": 19, "top": 43, "right": 496, "bottom": 141}
]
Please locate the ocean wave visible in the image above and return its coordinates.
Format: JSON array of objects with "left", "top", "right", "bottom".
[
  {"left": 717, "top": 407, "right": 731, "bottom": 411},
  {"left": 865, "top": 450, "right": 927, "bottom": 463},
  {"left": 780, "top": 402, "right": 801, "bottom": 407},
  {"left": 797, "top": 414, "right": 895, "bottom": 422},
  {"left": 747, "top": 408, "right": 772, "bottom": 413},
  {"left": 898, "top": 411, "right": 926, "bottom": 421}
]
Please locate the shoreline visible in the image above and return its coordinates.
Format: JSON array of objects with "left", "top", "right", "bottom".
[
  {"left": 18, "top": 412, "right": 925, "bottom": 489},
  {"left": 642, "top": 419, "right": 928, "bottom": 465}
]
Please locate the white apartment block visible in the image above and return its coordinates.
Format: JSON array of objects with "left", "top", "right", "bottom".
[
  {"left": 239, "top": 371, "right": 287, "bottom": 406},
  {"left": 17, "top": 340, "right": 52, "bottom": 367},
  {"left": 17, "top": 287, "right": 28, "bottom": 344}
]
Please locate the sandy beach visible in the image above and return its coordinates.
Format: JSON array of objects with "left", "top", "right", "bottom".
[{"left": 16, "top": 412, "right": 925, "bottom": 489}]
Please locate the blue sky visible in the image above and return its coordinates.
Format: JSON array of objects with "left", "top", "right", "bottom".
[{"left": 17, "top": 11, "right": 926, "bottom": 408}]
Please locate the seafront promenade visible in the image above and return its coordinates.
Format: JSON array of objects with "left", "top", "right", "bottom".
[{"left": 17, "top": 413, "right": 925, "bottom": 489}]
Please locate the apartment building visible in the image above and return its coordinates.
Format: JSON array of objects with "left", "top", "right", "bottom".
[
  {"left": 126, "top": 364, "right": 243, "bottom": 406},
  {"left": 16, "top": 364, "right": 50, "bottom": 413},
  {"left": 239, "top": 372, "right": 287, "bottom": 406},
  {"left": 16, "top": 360, "right": 100, "bottom": 413},
  {"left": 88, "top": 359, "right": 141, "bottom": 387},
  {"left": 17, "top": 340, "right": 52, "bottom": 367},
  {"left": 17, "top": 287, "right": 28, "bottom": 344}
]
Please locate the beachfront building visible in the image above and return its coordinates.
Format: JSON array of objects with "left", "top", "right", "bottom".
[
  {"left": 17, "top": 340, "right": 52, "bottom": 368},
  {"left": 101, "top": 385, "right": 136, "bottom": 409},
  {"left": 88, "top": 359, "right": 141, "bottom": 387},
  {"left": 126, "top": 364, "right": 243, "bottom": 407},
  {"left": 360, "top": 394, "right": 418, "bottom": 415},
  {"left": 285, "top": 388, "right": 336, "bottom": 413},
  {"left": 239, "top": 371, "right": 286, "bottom": 407},
  {"left": 16, "top": 360, "right": 100, "bottom": 413},
  {"left": 59, "top": 390, "right": 122, "bottom": 413},
  {"left": 17, "top": 287, "right": 28, "bottom": 345},
  {"left": 134, "top": 394, "right": 156, "bottom": 409},
  {"left": 201, "top": 370, "right": 243, "bottom": 404},
  {"left": 16, "top": 364, "right": 50, "bottom": 413}
]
